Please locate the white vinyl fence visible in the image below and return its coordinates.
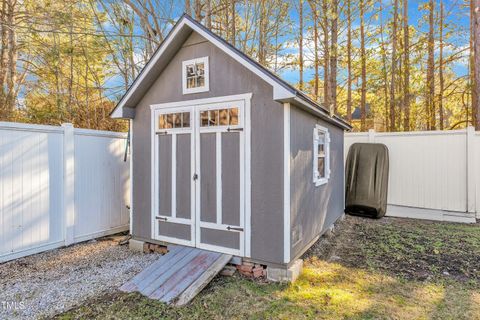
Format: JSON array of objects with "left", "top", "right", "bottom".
[
  {"left": 0, "top": 122, "right": 129, "bottom": 262},
  {"left": 345, "top": 127, "right": 479, "bottom": 223}
]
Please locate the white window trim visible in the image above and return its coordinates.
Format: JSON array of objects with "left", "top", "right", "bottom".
[
  {"left": 313, "top": 124, "right": 331, "bottom": 186},
  {"left": 182, "top": 56, "right": 209, "bottom": 94}
]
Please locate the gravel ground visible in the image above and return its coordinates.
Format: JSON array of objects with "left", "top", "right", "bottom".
[{"left": 0, "top": 235, "right": 161, "bottom": 320}]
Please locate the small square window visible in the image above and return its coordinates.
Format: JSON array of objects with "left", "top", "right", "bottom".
[{"left": 182, "top": 57, "right": 209, "bottom": 94}]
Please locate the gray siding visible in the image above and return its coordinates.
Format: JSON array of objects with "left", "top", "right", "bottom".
[
  {"left": 289, "top": 106, "right": 344, "bottom": 260},
  {"left": 131, "top": 31, "right": 284, "bottom": 265}
]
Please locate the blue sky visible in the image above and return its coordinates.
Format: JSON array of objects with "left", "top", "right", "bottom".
[{"left": 103, "top": 0, "right": 471, "bottom": 99}]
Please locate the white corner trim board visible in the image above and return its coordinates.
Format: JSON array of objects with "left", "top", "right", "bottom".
[{"left": 283, "top": 102, "right": 291, "bottom": 263}]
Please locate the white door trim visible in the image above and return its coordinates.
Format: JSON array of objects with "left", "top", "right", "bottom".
[
  {"left": 195, "top": 101, "right": 245, "bottom": 257},
  {"left": 150, "top": 93, "right": 253, "bottom": 110},
  {"left": 151, "top": 106, "right": 196, "bottom": 246},
  {"left": 150, "top": 93, "right": 252, "bottom": 257}
]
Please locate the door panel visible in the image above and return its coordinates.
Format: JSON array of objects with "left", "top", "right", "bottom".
[
  {"left": 158, "top": 135, "right": 172, "bottom": 216},
  {"left": 176, "top": 134, "right": 191, "bottom": 219},
  {"left": 200, "top": 133, "right": 217, "bottom": 223},
  {"left": 158, "top": 221, "right": 191, "bottom": 240},
  {"left": 196, "top": 102, "right": 245, "bottom": 256},
  {"left": 200, "top": 228, "right": 240, "bottom": 250},
  {"left": 154, "top": 107, "right": 195, "bottom": 246},
  {"left": 221, "top": 132, "right": 240, "bottom": 226}
]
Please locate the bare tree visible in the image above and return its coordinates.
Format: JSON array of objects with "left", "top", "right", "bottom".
[
  {"left": 322, "top": 0, "right": 330, "bottom": 108},
  {"left": 389, "top": 0, "right": 399, "bottom": 132},
  {"left": 474, "top": 0, "right": 480, "bottom": 129},
  {"left": 329, "top": 0, "right": 338, "bottom": 114},
  {"left": 308, "top": 0, "right": 320, "bottom": 99},
  {"left": 360, "top": 0, "right": 367, "bottom": 131},
  {"left": 427, "top": 0, "right": 436, "bottom": 130},
  {"left": 403, "top": 0, "right": 410, "bottom": 130},
  {"left": 438, "top": 0, "right": 444, "bottom": 129},
  {"left": 346, "top": 0, "right": 352, "bottom": 122},
  {"left": 298, "top": 0, "right": 304, "bottom": 90}
]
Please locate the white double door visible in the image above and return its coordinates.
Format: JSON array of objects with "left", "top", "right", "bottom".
[{"left": 153, "top": 100, "right": 245, "bottom": 256}]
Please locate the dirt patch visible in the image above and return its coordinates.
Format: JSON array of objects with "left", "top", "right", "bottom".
[{"left": 304, "top": 215, "right": 480, "bottom": 283}]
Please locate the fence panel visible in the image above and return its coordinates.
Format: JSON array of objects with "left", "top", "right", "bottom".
[
  {"left": 74, "top": 129, "right": 130, "bottom": 242},
  {"left": 345, "top": 129, "right": 476, "bottom": 223},
  {"left": 0, "top": 122, "right": 129, "bottom": 262}
]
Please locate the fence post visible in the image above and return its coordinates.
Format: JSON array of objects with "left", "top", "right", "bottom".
[
  {"left": 466, "top": 126, "right": 476, "bottom": 215},
  {"left": 368, "top": 129, "right": 376, "bottom": 143},
  {"left": 62, "top": 123, "right": 75, "bottom": 246}
]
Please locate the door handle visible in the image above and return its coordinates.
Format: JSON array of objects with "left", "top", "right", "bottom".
[
  {"left": 193, "top": 173, "right": 198, "bottom": 181},
  {"left": 227, "top": 226, "right": 244, "bottom": 232},
  {"left": 156, "top": 216, "right": 168, "bottom": 221},
  {"left": 227, "top": 127, "right": 243, "bottom": 132}
]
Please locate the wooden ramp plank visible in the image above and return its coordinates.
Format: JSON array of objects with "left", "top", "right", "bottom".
[
  {"left": 174, "top": 254, "right": 232, "bottom": 306},
  {"left": 135, "top": 247, "right": 195, "bottom": 293},
  {"left": 152, "top": 251, "right": 222, "bottom": 302},
  {"left": 140, "top": 248, "right": 201, "bottom": 296},
  {"left": 119, "top": 246, "right": 185, "bottom": 292},
  {"left": 120, "top": 246, "right": 191, "bottom": 292},
  {"left": 120, "top": 245, "right": 232, "bottom": 306}
]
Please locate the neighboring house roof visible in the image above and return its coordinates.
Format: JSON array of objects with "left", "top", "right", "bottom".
[
  {"left": 110, "top": 14, "right": 351, "bottom": 130},
  {"left": 351, "top": 104, "right": 370, "bottom": 120}
]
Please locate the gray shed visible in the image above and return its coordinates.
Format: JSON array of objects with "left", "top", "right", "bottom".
[{"left": 111, "top": 14, "right": 351, "bottom": 270}]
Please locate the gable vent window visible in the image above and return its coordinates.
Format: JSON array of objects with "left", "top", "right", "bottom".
[
  {"left": 182, "top": 57, "right": 209, "bottom": 94},
  {"left": 313, "top": 125, "right": 331, "bottom": 186}
]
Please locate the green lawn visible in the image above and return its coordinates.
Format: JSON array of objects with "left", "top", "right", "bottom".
[{"left": 55, "top": 216, "right": 480, "bottom": 320}]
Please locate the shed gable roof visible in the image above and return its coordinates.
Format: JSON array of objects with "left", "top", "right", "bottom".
[{"left": 110, "top": 14, "right": 351, "bottom": 130}]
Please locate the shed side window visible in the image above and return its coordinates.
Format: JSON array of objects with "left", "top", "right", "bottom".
[
  {"left": 182, "top": 57, "right": 209, "bottom": 94},
  {"left": 313, "top": 125, "right": 330, "bottom": 186}
]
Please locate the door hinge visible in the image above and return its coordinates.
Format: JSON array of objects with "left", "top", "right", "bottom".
[
  {"left": 193, "top": 173, "right": 198, "bottom": 181},
  {"left": 227, "top": 127, "right": 243, "bottom": 132},
  {"left": 156, "top": 216, "right": 168, "bottom": 221},
  {"left": 227, "top": 226, "right": 244, "bottom": 232}
]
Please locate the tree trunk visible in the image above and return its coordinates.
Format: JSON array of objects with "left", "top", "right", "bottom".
[
  {"left": 0, "top": 0, "right": 7, "bottom": 116},
  {"left": 389, "top": 0, "right": 399, "bottom": 132},
  {"left": 194, "top": 0, "right": 202, "bottom": 21},
  {"left": 438, "top": 0, "right": 444, "bottom": 130},
  {"left": 299, "top": 0, "right": 304, "bottom": 90},
  {"left": 403, "top": 0, "right": 410, "bottom": 130},
  {"left": 379, "top": 0, "right": 389, "bottom": 130},
  {"left": 360, "top": 0, "right": 367, "bottom": 131},
  {"left": 185, "top": 0, "right": 191, "bottom": 15},
  {"left": 258, "top": 0, "right": 267, "bottom": 65},
  {"left": 231, "top": 0, "right": 236, "bottom": 46},
  {"left": 329, "top": 0, "right": 338, "bottom": 114},
  {"left": 5, "top": 0, "right": 16, "bottom": 113},
  {"left": 308, "top": 0, "right": 319, "bottom": 99},
  {"left": 474, "top": 0, "right": 480, "bottom": 129},
  {"left": 427, "top": 0, "right": 436, "bottom": 130},
  {"left": 346, "top": 0, "right": 352, "bottom": 122},
  {"left": 471, "top": 0, "right": 477, "bottom": 127},
  {"left": 205, "top": 0, "right": 211, "bottom": 28},
  {"left": 322, "top": 0, "right": 330, "bottom": 109}
]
